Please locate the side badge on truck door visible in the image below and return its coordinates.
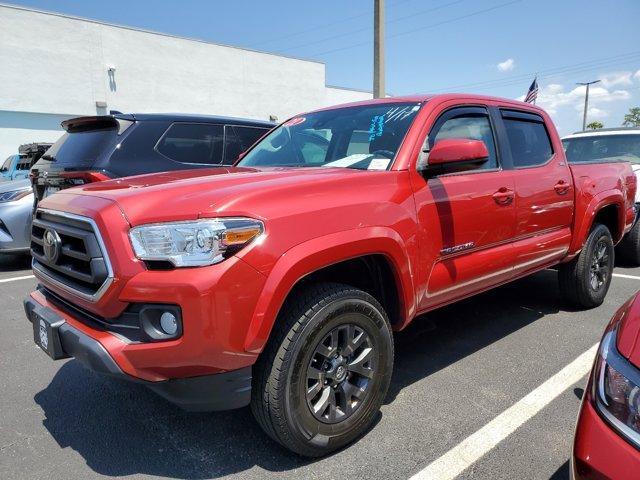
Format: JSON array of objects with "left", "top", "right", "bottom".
[{"left": 440, "top": 242, "right": 475, "bottom": 256}]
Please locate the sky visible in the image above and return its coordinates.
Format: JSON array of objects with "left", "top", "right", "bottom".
[{"left": 5, "top": 0, "right": 640, "bottom": 136}]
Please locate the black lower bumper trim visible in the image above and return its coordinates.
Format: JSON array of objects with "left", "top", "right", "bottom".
[{"left": 24, "top": 297, "right": 252, "bottom": 412}]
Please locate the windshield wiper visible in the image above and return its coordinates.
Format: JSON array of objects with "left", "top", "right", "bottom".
[{"left": 41, "top": 154, "right": 57, "bottom": 162}]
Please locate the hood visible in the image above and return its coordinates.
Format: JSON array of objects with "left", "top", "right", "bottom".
[
  {"left": 60, "top": 166, "right": 372, "bottom": 225},
  {"left": 0, "top": 178, "right": 30, "bottom": 193},
  {"left": 616, "top": 292, "right": 640, "bottom": 369}
]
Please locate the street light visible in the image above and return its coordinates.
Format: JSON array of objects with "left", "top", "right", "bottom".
[{"left": 576, "top": 80, "right": 601, "bottom": 131}]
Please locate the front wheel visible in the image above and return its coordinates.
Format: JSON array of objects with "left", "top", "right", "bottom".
[
  {"left": 251, "top": 282, "right": 394, "bottom": 457},
  {"left": 559, "top": 223, "right": 614, "bottom": 309}
]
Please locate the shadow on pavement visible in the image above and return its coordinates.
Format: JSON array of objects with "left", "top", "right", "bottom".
[
  {"left": 387, "top": 269, "right": 562, "bottom": 404},
  {"left": 34, "top": 269, "right": 566, "bottom": 478},
  {"left": 549, "top": 460, "right": 570, "bottom": 479}
]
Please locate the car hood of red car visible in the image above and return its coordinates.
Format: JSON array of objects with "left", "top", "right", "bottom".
[
  {"left": 615, "top": 291, "right": 640, "bottom": 369},
  {"left": 60, "top": 165, "right": 371, "bottom": 225}
]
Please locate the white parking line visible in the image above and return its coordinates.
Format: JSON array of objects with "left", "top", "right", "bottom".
[
  {"left": 0, "top": 274, "right": 35, "bottom": 284},
  {"left": 613, "top": 273, "right": 640, "bottom": 281},
  {"left": 409, "top": 344, "right": 598, "bottom": 480}
]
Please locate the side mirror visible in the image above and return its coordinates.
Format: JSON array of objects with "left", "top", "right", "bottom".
[{"left": 428, "top": 138, "right": 489, "bottom": 167}]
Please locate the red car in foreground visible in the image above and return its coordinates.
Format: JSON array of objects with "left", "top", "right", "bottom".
[
  {"left": 573, "top": 293, "right": 640, "bottom": 479},
  {"left": 24, "top": 94, "right": 637, "bottom": 456}
]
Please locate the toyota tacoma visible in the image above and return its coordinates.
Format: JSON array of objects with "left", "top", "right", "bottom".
[{"left": 24, "top": 94, "right": 637, "bottom": 456}]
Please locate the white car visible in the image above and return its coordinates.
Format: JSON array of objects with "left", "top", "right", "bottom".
[{"left": 562, "top": 128, "right": 640, "bottom": 264}]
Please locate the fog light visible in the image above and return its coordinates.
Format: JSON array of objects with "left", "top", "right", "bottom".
[{"left": 160, "top": 312, "right": 178, "bottom": 335}]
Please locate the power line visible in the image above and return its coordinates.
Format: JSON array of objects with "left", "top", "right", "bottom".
[
  {"left": 247, "top": 0, "right": 414, "bottom": 49},
  {"left": 308, "top": 0, "right": 521, "bottom": 57},
  {"left": 278, "top": 0, "right": 469, "bottom": 53},
  {"left": 424, "top": 51, "right": 640, "bottom": 93}
]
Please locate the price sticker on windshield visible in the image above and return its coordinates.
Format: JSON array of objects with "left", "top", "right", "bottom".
[{"left": 368, "top": 158, "right": 391, "bottom": 170}]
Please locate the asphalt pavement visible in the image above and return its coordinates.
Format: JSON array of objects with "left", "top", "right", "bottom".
[{"left": 1, "top": 251, "right": 639, "bottom": 480}]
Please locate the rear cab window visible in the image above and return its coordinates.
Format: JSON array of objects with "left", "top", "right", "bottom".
[{"left": 501, "top": 110, "right": 554, "bottom": 168}]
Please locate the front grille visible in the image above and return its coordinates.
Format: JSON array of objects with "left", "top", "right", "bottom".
[{"left": 31, "top": 209, "right": 112, "bottom": 300}]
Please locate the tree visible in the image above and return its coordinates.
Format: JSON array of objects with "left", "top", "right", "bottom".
[
  {"left": 586, "top": 121, "right": 604, "bottom": 130},
  {"left": 623, "top": 107, "right": 640, "bottom": 127}
]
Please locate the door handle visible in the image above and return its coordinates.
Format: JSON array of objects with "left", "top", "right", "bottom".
[
  {"left": 492, "top": 187, "right": 514, "bottom": 205},
  {"left": 554, "top": 180, "right": 570, "bottom": 195}
]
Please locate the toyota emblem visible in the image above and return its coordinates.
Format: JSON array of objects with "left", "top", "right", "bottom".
[{"left": 42, "top": 229, "right": 61, "bottom": 263}]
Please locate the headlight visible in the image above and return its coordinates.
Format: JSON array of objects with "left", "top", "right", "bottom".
[
  {"left": 594, "top": 329, "right": 640, "bottom": 447},
  {"left": 0, "top": 187, "right": 32, "bottom": 203},
  {"left": 129, "top": 218, "right": 263, "bottom": 267}
]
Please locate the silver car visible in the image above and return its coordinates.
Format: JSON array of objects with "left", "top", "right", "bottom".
[{"left": 0, "top": 179, "right": 33, "bottom": 253}]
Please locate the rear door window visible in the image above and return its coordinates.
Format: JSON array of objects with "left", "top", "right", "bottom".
[
  {"left": 501, "top": 111, "right": 554, "bottom": 168},
  {"left": 156, "top": 123, "right": 224, "bottom": 165},
  {"left": 223, "top": 125, "right": 270, "bottom": 164}
]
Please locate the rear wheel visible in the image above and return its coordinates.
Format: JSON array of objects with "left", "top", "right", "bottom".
[
  {"left": 251, "top": 282, "right": 394, "bottom": 457},
  {"left": 559, "top": 223, "right": 614, "bottom": 309},
  {"left": 616, "top": 219, "right": 640, "bottom": 266}
]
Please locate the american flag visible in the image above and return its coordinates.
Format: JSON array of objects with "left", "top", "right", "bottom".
[{"left": 524, "top": 78, "right": 539, "bottom": 103}]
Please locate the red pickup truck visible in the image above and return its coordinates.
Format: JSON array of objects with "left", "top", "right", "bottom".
[{"left": 24, "top": 94, "right": 636, "bottom": 456}]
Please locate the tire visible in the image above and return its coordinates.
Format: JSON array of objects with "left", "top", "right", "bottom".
[
  {"left": 251, "top": 282, "right": 394, "bottom": 457},
  {"left": 616, "top": 219, "right": 640, "bottom": 266},
  {"left": 559, "top": 223, "right": 614, "bottom": 309}
]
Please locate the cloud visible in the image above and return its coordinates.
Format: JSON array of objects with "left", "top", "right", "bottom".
[
  {"left": 535, "top": 82, "right": 630, "bottom": 119},
  {"left": 587, "top": 107, "right": 608, "bottom": 118},
  {"left": 600, "top": 71, "right": 633, "bottom": 88},
  {"left": 497, "top": 58, "right": 515, "bottom": 72},
  {"left": 635, "top": 70, "right": 640, "bottom": 81}
]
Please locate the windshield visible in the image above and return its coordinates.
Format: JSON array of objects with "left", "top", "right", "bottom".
[
  {"left": 237, "top": 102, "right": 422, "bottom": 170},
  {"left": 563, "top": 134, "right": 640, "bottom": 164},
  {"left": 0, "top": 155, "right": 14, "bottom": 172}
]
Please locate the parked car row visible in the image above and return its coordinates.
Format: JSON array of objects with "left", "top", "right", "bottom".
[
  {"left": 0, "top": 114, "right": 274, "bottom": 253},
  {"left": 21, "top": 93, "right": 639, "bottom": 458},
  {"left": 0, "top": 142, "right": 51, "bottom": 181}
]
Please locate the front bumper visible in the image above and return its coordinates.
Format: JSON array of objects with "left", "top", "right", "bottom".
[
  {"left": 24, "top": 296, "right": 252, "bottom": 411},
  {"left": 572, "top": 391, "right": 640, "bottom": 479},
  {"left": 0, "top": 194, "right": 32, "bottom": 252}
]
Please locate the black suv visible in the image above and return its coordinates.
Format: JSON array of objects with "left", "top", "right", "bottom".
[{"left": 30, "top": 113, "right": 274, "bottom": 206}]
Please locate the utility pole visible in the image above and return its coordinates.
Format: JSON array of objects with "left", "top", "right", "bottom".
[
  {"left": 577, "top": 80, "right": 601, "bottom": 131},
  {"left": 373, "top": 0, "right": 385, "bottom": 98}
]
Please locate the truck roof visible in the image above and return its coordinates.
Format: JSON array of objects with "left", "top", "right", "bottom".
[{"left": 305, "top": 93, "right": 548, "bottom": 117}]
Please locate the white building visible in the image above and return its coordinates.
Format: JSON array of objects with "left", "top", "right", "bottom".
[{"left": 0, "top": 3, "right": 373, "bottom": 160}]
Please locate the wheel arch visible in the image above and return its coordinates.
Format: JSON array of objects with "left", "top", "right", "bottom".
[
  {"left": 243, "top": 227, "right": 415, "bottom": 353},
  {"left": 570, "top": 190, "right": 625, "bottom": 255}
]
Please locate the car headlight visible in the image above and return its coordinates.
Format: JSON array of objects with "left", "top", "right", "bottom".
[
  {"left": 594, "top": 329, "right": 640, "bottom": 447},
  {"left": 0, "top": 187, "right": 32, "bottom": 203},
  {"left": 129, "top": 218, "right": 263, "bottom": 267}
]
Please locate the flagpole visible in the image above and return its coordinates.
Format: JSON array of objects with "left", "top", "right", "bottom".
[{"left": 533, "top": 74, "right": 537, "bottom": 105}]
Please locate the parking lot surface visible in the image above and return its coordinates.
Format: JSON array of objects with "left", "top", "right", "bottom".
[{"left": 2, "top": 252, "right": 639, "bottom": 480}]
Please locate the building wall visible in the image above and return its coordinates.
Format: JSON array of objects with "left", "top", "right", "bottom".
[{"left": 0, "top": 4, "right": 372, "bottom": 160}]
